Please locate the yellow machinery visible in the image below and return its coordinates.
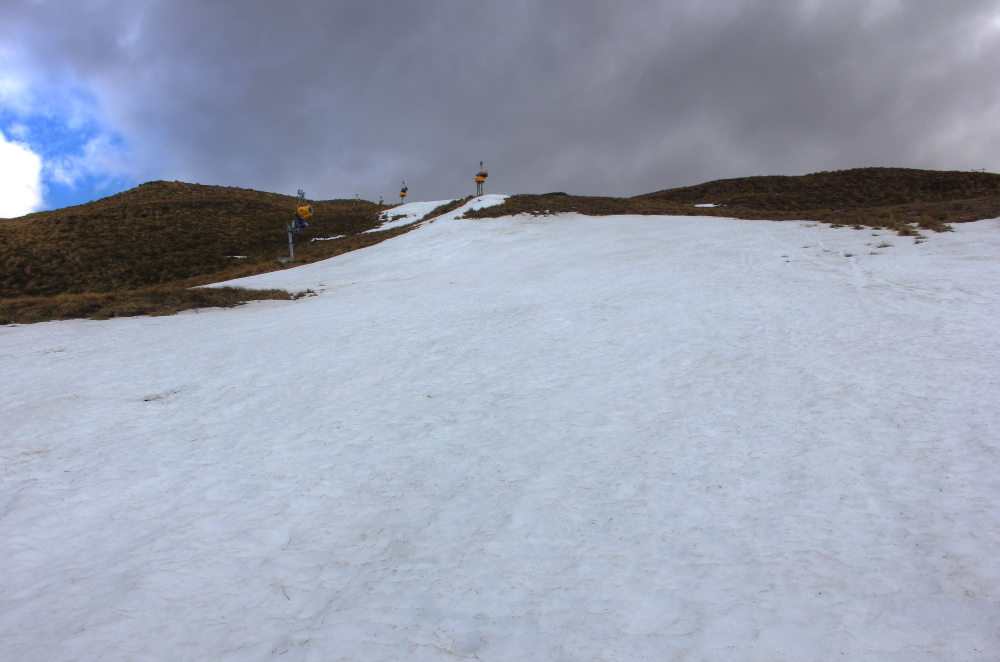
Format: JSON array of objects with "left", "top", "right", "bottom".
[
  {"left": 294, "top": 189, "right": 313, "bottom": 223},
  {"left": 296, "top": 188, "right": 313, "bottom": 222},
  {"left": 399, "top": 181, "right": 408, "bottom": 203},
  {"left": 475, "top": 161, "right": 488, "bottom": 196}
]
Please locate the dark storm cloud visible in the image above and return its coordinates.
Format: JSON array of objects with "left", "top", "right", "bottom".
[{"left": 4, "top": 0, "right": 1000, "bottom": 200}]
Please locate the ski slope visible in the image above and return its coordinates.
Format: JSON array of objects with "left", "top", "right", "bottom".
[{"left": 2, "top": 209, "right": 1000, "bottom": 661}]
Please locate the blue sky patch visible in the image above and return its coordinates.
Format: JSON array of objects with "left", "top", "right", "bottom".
[{"left": 0, "top": 96, "right": 136, "bottom": 211}]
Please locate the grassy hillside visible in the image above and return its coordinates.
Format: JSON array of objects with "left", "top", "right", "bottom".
[
  {"left": 465, "top": 168, "right": 1000, "bottom": 233},
  {"left": 0, "top": 181, "right": 398, "bottom": 298},
  {"left": 636, "top": 167, "right": 1000, "bottom": 210}
]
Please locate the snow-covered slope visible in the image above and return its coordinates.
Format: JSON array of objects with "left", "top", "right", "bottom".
[
  {"left": 3, "top": 211, "right": 1000, "bottom": 661},
  {"left": 368, "top": 194, "right": 508, "bottom": 232}
]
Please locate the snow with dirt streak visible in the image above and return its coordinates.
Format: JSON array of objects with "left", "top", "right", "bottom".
[
  {"left": 367, "top": 194, "right": 508, "bottom": 232},
  {"left": 2, "top": 208, "right": 999, "bottom": 661}
]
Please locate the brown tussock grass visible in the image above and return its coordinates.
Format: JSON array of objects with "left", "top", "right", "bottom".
[{"left": 0, "top": 286, "right": 292, "bottom": 325}]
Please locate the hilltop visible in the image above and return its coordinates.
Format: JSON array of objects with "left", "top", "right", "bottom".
[
  {"left": 0, "top": 181, "right": 398, "bottom": 298},
  {"left": 2, "top": 167, "right": 999, "bottom": 323},
  {"left": 466, "top": 167, "right": 1000, "bottom": 231},
  {"left": 637, "top": 166, "right": 1000, "bottom": 210}
]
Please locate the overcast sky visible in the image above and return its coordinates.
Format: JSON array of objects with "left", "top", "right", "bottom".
[{"left": 2, "top": 0, "right": 999, "bottom": 216}]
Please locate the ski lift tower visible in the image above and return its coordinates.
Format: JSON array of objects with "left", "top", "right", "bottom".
[
  {"left": 281, "top": 189, "right": 313, "bottom": 264},
  {"left": 475, "top": 161, "right": 488, "bottom": 197},
  {"left": 399, "top": 181, "right": 408, "bottom": 204}
]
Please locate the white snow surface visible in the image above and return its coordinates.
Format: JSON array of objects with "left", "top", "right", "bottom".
[
  {"left": 3, "top": 212, "right": 1000, "bottom": 661},
  {"left": 368, "top": 195, "right": 508, "bottom": 233}
]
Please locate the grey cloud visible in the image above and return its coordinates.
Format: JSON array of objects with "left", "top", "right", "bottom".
[{"left": 4, "top": 0, "right": 999, "bottom": 201}]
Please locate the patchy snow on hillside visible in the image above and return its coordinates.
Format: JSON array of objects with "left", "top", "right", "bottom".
[
  {"left": 368, "top": 195, "right": 508, "bottom": 233},
  {"left": 369, "top": 198, "right": 455, "bottom": 232},
  {"left": 2, "top": 211, "right": 1000, "bottom": 661}
]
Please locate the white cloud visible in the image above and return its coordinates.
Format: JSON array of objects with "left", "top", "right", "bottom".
[{"left": 0, "top": 128, "right": 43, "bottom": 217}]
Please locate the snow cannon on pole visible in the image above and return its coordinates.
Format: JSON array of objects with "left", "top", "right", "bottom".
[
  {"left": 475, "top": 161, "right": 488, "bottom": 197},
  {"left": 399, "top": 181, "right": 408, "bottom": 204},
  {"left": 282, "top": 189, "right": 313, "bottom": 264}
]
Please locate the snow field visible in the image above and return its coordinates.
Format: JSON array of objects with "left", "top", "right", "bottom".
[{"left": 2, "top": 212, "right": 999, "bottom": 661}]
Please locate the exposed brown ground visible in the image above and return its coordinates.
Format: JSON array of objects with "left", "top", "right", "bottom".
[{"left": 0, "top": 286, "right": 293, "bottom": 325}]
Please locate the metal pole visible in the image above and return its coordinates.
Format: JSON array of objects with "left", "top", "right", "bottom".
[{"left": 288, "top": 228, "right": 295, "bottom": 263}]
